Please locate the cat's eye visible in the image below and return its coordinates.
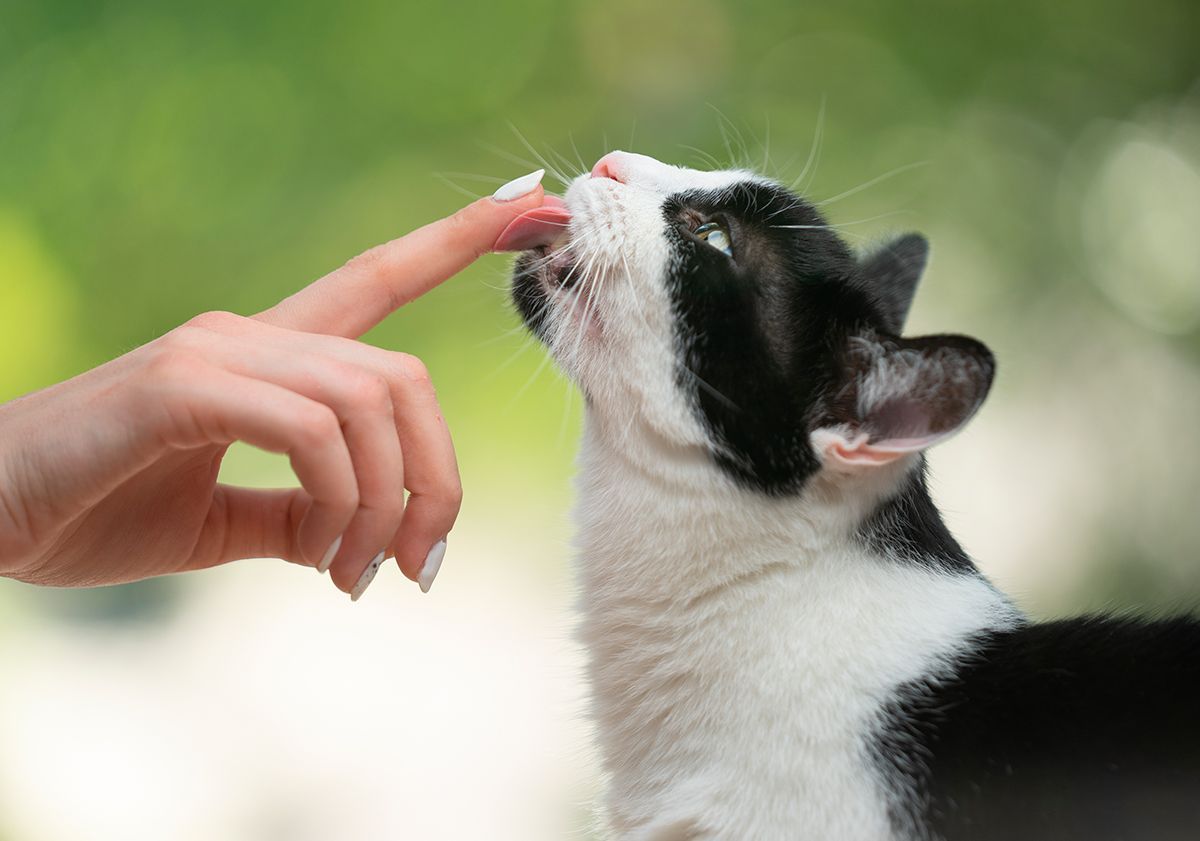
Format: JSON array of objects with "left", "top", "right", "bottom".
[{"left": 693, "top": 221, "right": 733, "bottom": 257}]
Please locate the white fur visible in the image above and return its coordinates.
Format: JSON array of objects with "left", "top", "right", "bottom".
[{"left": 534, "top": 153, "right": 1021, "bottom": 840}]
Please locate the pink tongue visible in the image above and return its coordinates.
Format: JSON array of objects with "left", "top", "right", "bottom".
[{"left": 493, "top": 197, "right": 571, "bottom": 252}]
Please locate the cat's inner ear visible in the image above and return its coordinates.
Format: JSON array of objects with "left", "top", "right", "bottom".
[
  {"left": 813, "top": 333, "right": 995, "bottom": 469},
  {"left": 857, "top": 233, "right": 929, "bottom": 335}
]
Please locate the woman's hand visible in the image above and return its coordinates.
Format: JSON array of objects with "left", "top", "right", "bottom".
[{"left": 0, "top": 177, "right": 546, "bottom": 599}]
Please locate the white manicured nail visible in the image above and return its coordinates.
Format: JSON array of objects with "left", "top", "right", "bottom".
[
  {"left": 350, "top": 551, "right": 386, "bottom": 602},
  {"left": 492, "top": 169, "right": 544, "bottom": 202},
  {"left": 418, "top": 540, "right": 447, "bottom": 594},
  {"left": 317, "top": 535, "right": 342, "bottom": 574}
]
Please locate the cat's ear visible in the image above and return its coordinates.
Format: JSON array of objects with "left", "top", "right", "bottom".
[
  {"left": 812, "top": 333, "right": 994, "bottom": 469},
  {"left": 858, "top": 234, "right": 929, "bottom": 335}
]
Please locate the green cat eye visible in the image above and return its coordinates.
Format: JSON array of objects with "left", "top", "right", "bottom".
[{"left": 694, "top": 221, "right": 733, "bottom": 257}]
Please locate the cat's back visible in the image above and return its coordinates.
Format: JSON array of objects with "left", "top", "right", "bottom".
[{"left": 877, "top": 615, "right": 1200, "bottom": 841}]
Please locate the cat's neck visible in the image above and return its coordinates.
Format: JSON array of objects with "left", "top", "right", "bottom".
[{"left": 572, "top": 413, "right": 981, "bottom": 602}]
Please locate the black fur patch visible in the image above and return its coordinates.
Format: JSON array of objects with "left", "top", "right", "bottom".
[
  {"left": 874, "top": 617, "right": 1200, "bottom": 840},
  {"left": 661, "top": 181, "right": 880, "bottom": 495},
  {"left": 858, "top": 463, "right": 976, "bottom": 574},
  {"left": 511, "top": 251, "right": 554, "bottom": 342}
]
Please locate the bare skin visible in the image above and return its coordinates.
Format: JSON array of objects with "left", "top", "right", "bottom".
[{"left": 0, "top": 185, "right": 545, "bottom": 597}]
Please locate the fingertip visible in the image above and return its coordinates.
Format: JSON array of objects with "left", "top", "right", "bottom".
[
  {"left": 487, "top": 183, "right": 546, "bottom": 218},
  {"left": 439, "top": 186, "right": 544, "bottom": 260}
]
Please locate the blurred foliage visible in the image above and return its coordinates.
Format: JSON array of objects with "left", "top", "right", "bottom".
[{"left": 2, "top": 0, "right": 1200, "bottom": 623}]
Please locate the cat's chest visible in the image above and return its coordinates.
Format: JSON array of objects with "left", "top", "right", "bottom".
[{"left": 577, "top": 531, "right": 1017, "bottom": 839}]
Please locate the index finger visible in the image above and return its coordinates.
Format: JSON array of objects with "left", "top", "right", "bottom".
[{"left": 256, "top": 170, "right": 547, "bottom": 338}]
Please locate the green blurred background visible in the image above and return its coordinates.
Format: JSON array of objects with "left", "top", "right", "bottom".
[{"left": 2, "top": 1, "right": 1199, "bottom": 838}]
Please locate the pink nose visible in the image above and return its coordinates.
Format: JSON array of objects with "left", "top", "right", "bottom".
[{"left": 590, "top": 152, "right": 624, "bottom": 182}]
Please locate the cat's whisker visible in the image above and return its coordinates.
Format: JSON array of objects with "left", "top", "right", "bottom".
[
  {"left": 565, "top": 243, "right": 605, "bottom": 362},
  {"left": 815, "top": 161, "right": 929, "bottom": 207},
  {"left": 679, "top": 144, "right": 722, "bottom": 171},
  {"left": 716, "top": 118, "right": 738, "bottom": 169},
  {"left": 738, "top": 115, "right": 767, "bottom": 173},
  {"left": 763, "top": 199, "right": 809, "bottom": 222},
  {"left": 772, "top": 210, "right": 914, "bottom": 231},
  {"left": 569, "top": 132, "right": 589, "bottom": 176},
  {"left": 512, "top": 245, "right": 572, "bottom": 277},
  {"left": 689, "top": 368, "right": 741, "bottom": 411},
  {"left": 571, "top": 272, "right": 602, "bottom": 362},
  {"left": 617, "top": 253, "right": 662, "bottom": 346},
  {"left": 707, "top": 103, "right": 752, "bottom": 169},
  {"left": 506, "top": 341, "right": 556, "bottom": 410},
  {"left": 507, "top": 122, "right": 574, "bottom": 188},
  {"left": 556, "top": 373, "right": 578, "bottom": 448},
  {"left": 789, "top": 95, "right": 827, "bottom": 193},
  {"left": 573, "top": 239, "right": 608, "bottom": 345},
  {"left": 477, "top": 141, "right": 544, "bottom": 174},
  {"left": 434, "top": 171, "right": 510, "bottom": 184},
  {"left": 474, "top": 326, "right": 525, "bottom": 351},
  {"left": 546, "top": 246, "right": 593, "bottom": 362},
  {"left": 761, "top": 111, "right": 772, "bottom": 177},
  {"left": 432, "top": 173, "right": 486, "bottom": 201},
  {"left": 482, "top": 292, "right": 558, "bottom": 383},
  {"left": 615, "top": 249, "right": 740, "bottom": 414},
  {"left": 475, "top": 276, "right": 514, "bottom": 293},
  {"left": 485, "top": 330, "right": 541, "bottom": 379},
  {"left": 543, "top": 141, "right": 586, "bottom": 182}
]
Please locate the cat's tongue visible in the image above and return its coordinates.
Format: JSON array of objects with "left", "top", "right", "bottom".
[{"left": 493, "top": 195, "right": 571, "bottom": 251}]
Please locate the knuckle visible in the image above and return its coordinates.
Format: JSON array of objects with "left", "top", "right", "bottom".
[
  {"left": 446, "top": 206, "right": 485, "bottom": 255},
  {"left": 142, "top": 347, "right": 202, "bottom": 386},
  {"left": 394, "top": 353, "right": 432, "bottom": 387},
  {"left": 447, "top": 205, "right": 474, "bottom": 233},
  {"left": 187, "top": 310, "right": 242, "bottom": 332},
  {"left": 155, "top": 326, "right": 199, "bottom": 356},
  {"left": 344, "top": 371, "right": 393, "bottom": 413},
  {"left": 342, "top": 245, "right": 385, "bottom": 279},
  {"left": 295, "top": 404, "right": 340, "bottom": 448},
  {"left": 343, "top": 247, "right": 407, "bottom": 313},
  {"left": 436, "top": 476, "right": 464, "bottom": 512},
  {"left": 446, "top": 483, "right": 464, "bottom": 513}
]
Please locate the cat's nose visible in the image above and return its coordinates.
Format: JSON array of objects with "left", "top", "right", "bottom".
[{"left": 590, "top": 152, "right": 625, "bottom": 183}]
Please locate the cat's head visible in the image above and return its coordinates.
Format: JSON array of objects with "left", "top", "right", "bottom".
[{"left": 505, "top": 151, "right": 993, "bottom": 496}]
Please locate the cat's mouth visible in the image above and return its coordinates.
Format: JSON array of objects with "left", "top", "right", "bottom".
[
  {"left": 542, "top": 245, "right": 580, "bottom": 289},
  {"left": 498, "top": 195, "right": 584, "bottom": 292}
]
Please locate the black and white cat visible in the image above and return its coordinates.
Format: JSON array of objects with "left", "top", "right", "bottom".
[{"left": 501, "top": 150, "right": 1200, "bottom": 840}]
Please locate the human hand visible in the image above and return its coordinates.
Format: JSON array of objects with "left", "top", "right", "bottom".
[{"left": 0, "top": 171, "right": 547, "bottom": 599}]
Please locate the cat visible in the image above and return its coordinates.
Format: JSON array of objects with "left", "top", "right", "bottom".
[{"left": 500, "top": 150, "right": 1200, "bottom": 840}]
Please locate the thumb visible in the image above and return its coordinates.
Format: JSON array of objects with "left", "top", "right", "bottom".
[{"left": 184, "top": 485, "right": 310, "bottom": 570}]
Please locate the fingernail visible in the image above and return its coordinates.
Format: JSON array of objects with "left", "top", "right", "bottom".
[
  {"left": 350, "top": 550, "right": 386, "bottom": 602},
  {"left": 492, "top": 169, "right": 544, "bottom": 202},
  {"left": 317, "top": 535, "right": 343, "bottom": 574},
  {"left": 418, "top": 539, "right": 447, "bottom": 594}
]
